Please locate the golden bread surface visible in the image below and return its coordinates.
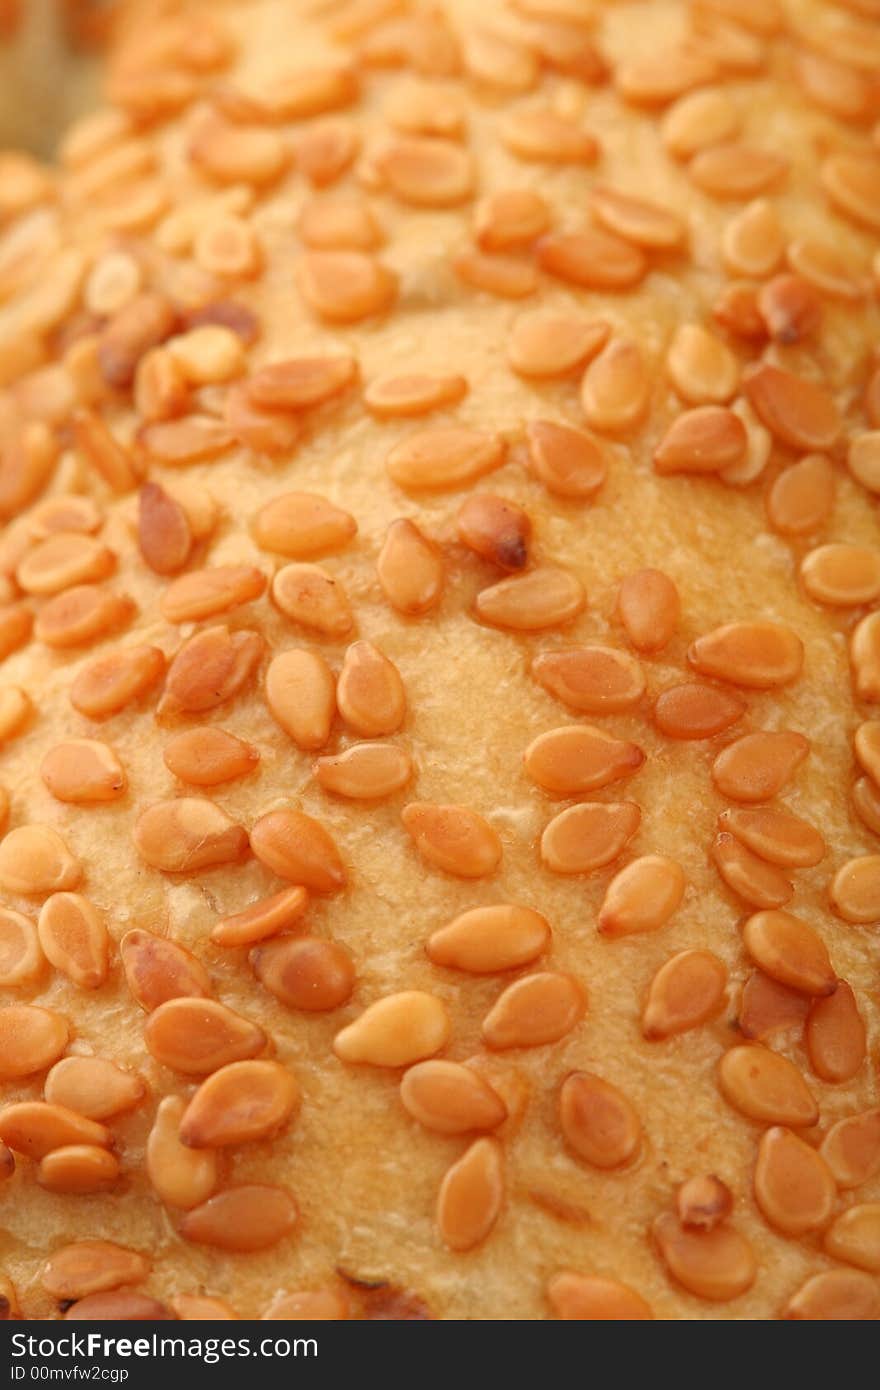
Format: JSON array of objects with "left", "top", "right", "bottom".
[{"left": 0, "top": 0, "right": 879, "bottom": 1321}]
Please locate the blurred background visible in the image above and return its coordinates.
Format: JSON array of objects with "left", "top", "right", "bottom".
[{"left": 0, "top": 1, "right": 110, "bottom": 154}]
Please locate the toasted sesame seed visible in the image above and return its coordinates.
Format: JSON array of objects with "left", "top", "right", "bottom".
[
  {"left": 180, "top": 1059, "right": 300, "bottom": 1147},
  {"left": 298, "top": 251, "right": 397, "bottom": 322},
  {"left": 598, "top": 855, "right": 686, "bottom": 937},
  {"left": 722, "top": 199, "right": 784, "bottom": 278},
  {"left": 784, "top": 1270, "right": 880, "bottom": 1321},
  {"left": 211, "top": 886, "right": 309, "bottom": 949},
  {"left": 689, "top": 143, "right": 787, "bottom": 200},
  {"left": 737, "top": 970, "right": 810, "bottom": 1041},
  {"left": 426, "top": 905, "right": 550, "bottom": 975},
  {"left": 652, "top": 1211, "right": 757, "bottom": 1302},
  {"left": 120, "top": 928, "right": 211, "bottom": 1012},
  {"left": 333, "top": 990, "right": 450, "bottom": 1067},
  {"left": 754, "top": 1127, "right": 835, "bottom": 1235},
  {"left": 820, "top": 1110, "right": 880, "bottom": 1190},
  {"left": 532, "top": 645, "right": 645, "bottom": 713},
  {"left": 436, "top": 1137, "right": 503, "bottom": 1252},
  {"left": 618, "top": 569, "right": 680, "bottom": 653},
  {"left": 524, "top": 725, "right": 644, "bottom": 795},
  {"left": 507, "top": 312, "right": 608, "bottom": 379},
  {"left": 711, "top": 832, "right": 794, "bottom": 909},
  {"left": 163, "top": 727, "right": 260, "bottom": 786},
  {"left": 559, "top": 1071, "right": 640, "bottom": 1169},
  {"left": 689, "top": 622, "right": 803, "bottom": 689},
  {"left": 642, "top": 950, "right": 727, "bottom": 1040},
  {"left": 590, "top": 185, "right": 684, "bottom": 248},
  {"left": 0, "top": 1005, "right": 70, "bottom": 1081},
  {"left": 501, "top": 106, "right": 598, "bottom": 164},
  {"left": 0, "top": 825, "right": 82, "bottom": 896},
  {"left": 0, "top": 908, "right": 44, "bottom": 987},
  {"left": 145, "top": 997, "right": 267, "bottom": 1076},
  {"left": 44, "top": 1057, "right": 145, "bottom": 1122},
  {"left": 474, "top": 567, "right": 586, "bottom": 632},
  {"left": 386, "top": 427, "right": 505, "bottom": 490},
  {"left": 38, "top": 1144, "right": 119, "bottom": 1195},
  {"left": 37, "top": 893, "right": 109, "bottom": 989},
  {"left": 718, "top": 1044, "right": 818, "bottom": 1126},
  {"left": 580, "top": 336, "right": 649, "bottom": 433},
  {"left": 377, "top": 518, "right": 444, "bottom": 613},
  {"left": 35, "top": 586, "right": 134, "bottom": 649},
  {"left": 0, "top": 1102, "right": 110, "bottom": 1159},
  {"left": 525, "top": 420, "right": 609, "bottom": 498},
  {"left": 337, "top": 641, "right": 405, "bottom": 736},
  {"left": 805, "top": 981, "right": 866, "bottom": 1082},
  {"left": 250, "top": 808, "right": 346, "bottom": 892},
  {"left": 159, "top": 626, "right": 263, "bottom": 718},
  {"left": 181, "top": 1185, "right": 297, "bottom": 1252},
  {"left": 41, "top": 1242, "right": 149, "bottom": 1302},
  {"left": 719, "top": 807, "right": 825, "bottom": 868},
  {"left": 400, "top": 1060, "right": 507, "bottom": 1135},
  {"left": 661, "top": 88, "right": 740, "bottom": 160},
  {"left": 266, "top": 648, "right": 336, "bottom": 750},
  {"left": 402, "top": 802, "right": 501, "bottom": 878},
  {"left": 537, "top": 230, "right": 646, "bottom": 291},
  {"left": 765, "top": 453, "right": 835, "bottom": 535},
  {"left": 820, "top": 153, "right": 880, "bottom": 231},
  {"left": 365, "top": 373, "right": 466, "bottom": 419},
  {"left": 251, "top": 936, "right": 355, "bottom": 1013},
  {"left": 134, "top": 798, "right": 248, "bottom": 873},
  {"left": 474, "top": 189, "right": 550, "bottom": 251},
  {"left": 314, "top": 742, "right": 413, "bottom": 800}
]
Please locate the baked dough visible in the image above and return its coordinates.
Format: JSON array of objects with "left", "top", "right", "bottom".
[{"left": 0, "top": 0, "right": 878, "bottom": 1321}]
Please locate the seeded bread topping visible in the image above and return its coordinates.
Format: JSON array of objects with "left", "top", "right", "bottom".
[{"left": 0, "top": 0, "right": 879, "bottom": 1323}]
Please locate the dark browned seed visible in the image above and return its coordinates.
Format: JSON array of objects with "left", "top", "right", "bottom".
[
  {"left": 757, "top": 274, "right": 821, "bottom": 344},
  {"left": 676, "top": 1176, "right": 733, "bottom": 1231},
  {"left": 456, "top": 495, "right": 531, "bottom": 571}
]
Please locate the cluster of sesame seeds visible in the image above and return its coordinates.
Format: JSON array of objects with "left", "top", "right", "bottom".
[{"left": 0, "top": 0, "right": 877, "bottom": 1323}]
